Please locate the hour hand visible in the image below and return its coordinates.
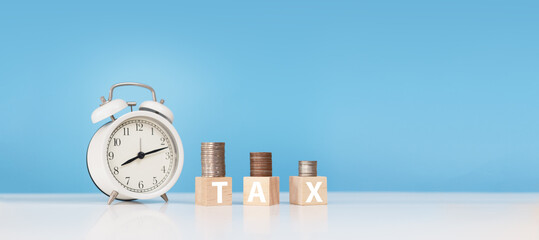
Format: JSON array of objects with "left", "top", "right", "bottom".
[{"left": 121, "top": 155, "right": 139, "bottom": 166}]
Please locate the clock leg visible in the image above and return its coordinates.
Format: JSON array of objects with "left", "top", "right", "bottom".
[
  {"left": 107, "top": 190, "right": 118, "bottom": 205},
  {"left": 161, "top": 193, "right": 169, "bottom": 202}
]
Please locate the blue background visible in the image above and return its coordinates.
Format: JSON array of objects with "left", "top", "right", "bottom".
[{"left": 1, "top": 1, "right": 538, "bottom": 193}]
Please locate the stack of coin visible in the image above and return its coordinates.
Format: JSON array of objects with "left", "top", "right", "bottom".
[
  {"left": 298, "top": 161, "right": 317, "bottom": 177},
  {"left": 201, "top": 142, "right": 225, "bottom": 177},
  {"left": 250, "top": 152, "right": 272, "bottom": 176}
]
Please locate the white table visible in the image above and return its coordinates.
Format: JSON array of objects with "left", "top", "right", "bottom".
[{"left": 1, "top": 192, "right": 538, "bottom": 239}]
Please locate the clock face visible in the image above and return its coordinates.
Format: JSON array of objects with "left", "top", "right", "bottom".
[{"left": 106, "top": 117, "right": 176, "bottom": 193}]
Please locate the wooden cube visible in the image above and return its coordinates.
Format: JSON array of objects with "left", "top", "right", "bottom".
[
  {"left": 195, "top": 177, "right": 232, "bottom": 206},
  {"left": 289, "top": 176, "right": 327, "bottom": 205},
  {"left": 243, "top": 176, "right": 280, "bottom": 206}
]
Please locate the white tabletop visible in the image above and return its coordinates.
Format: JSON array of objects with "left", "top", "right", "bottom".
[{"left": 1, "top": 192, "right": 538, "bottom": 240}]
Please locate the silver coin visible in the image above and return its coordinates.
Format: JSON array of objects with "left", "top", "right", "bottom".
[
  {"left": 298, "top": 161, "right": 317, "bottom": 176},
  {"left": 200, "top": 142, "right": 226, "bottom": 177}
]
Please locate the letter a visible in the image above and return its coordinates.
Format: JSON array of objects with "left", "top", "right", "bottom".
[
  {"left": 248, "top": 182, "right": 266, "bottom": 203},
  {"left": 212, "top": 181, "right": 228, "bottom": 203},
  {"left": 306, "top": 182, "right": 323, "bottom": 203}
]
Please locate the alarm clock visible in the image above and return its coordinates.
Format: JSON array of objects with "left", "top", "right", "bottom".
[{"left": 87, "top": 82, "right": 184, "bottom": 204}]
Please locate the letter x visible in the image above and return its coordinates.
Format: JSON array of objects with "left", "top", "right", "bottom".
[{"left": 306, "top": 182, "right": 323, "bottom": 203}]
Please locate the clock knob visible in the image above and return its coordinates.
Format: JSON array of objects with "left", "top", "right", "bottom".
[
  {"left": 139, "top": 100, "right": 174, "bottom": 123},
  {"left": 91, "top": 99, "right": 128, "bottom": 123}
]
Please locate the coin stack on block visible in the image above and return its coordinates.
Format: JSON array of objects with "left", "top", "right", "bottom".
[
  {"left": 250, "top": 152, "right": 272, "bottom": 177},
  {"left": 201, "top": 142, "right": 225, "bottom": 177},
  {"left": 298, "top": 161, "right": 317, "bottom": 177},
  {"left": 290, "top": 160, "right": 327, "bottom": 205}
]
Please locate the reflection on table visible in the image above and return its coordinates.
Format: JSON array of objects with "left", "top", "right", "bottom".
[
  {"left": 86, "top": 201, "right": 179, "bottom": 240},
  {"left": 243, "top": 205, "right": 280, "bottom": 234}
]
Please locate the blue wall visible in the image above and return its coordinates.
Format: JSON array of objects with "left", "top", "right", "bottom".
[{"left": 1, "top": 1, "right": 539, "bottom": 193}]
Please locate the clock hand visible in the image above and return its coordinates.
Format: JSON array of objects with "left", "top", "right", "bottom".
[
  {"left": 121, "top": 155, "right": 140, "bottom": 166},
  {"left": 144, "top": 146, "right": 168, "bottom": 155},
  {"left": 121, "top": 146, "right": 169, "bottom": 166}
]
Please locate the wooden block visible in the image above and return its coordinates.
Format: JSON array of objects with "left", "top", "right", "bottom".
[
  {"left": 289, "top": 176, "right": 327, "bottom": 205},
  {"left": 243, "top": 176, "right": 280, "bottom": 206},
  {"left": 195, "top": 177, "right": 232, "bottom": 206}
]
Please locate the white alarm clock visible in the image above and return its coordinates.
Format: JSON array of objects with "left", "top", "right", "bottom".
[{"left": 87, "top": 82, "right": 184, "bottom": 204}]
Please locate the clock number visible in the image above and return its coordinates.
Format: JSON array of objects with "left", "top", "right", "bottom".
[
  {"left": 165, "top": 152, "right": 172, "bottom": 160},
  {"left": 123, "top": 127, "right": 130, "bottom": 136},
  {"left": 125, "top": 177, "right": 130, "bottom": 185},
  {"left": 138, "top": 181, "right": 144, "bottom": 189},
  {"left": 136, "top": 123, "right": 143, "bottom": 131},
  {"left": 160, "top": 137, "right": 165, "bottom": 145},
  {"left": 108, "top": 152, "right": 114, "bottom": 160},
  {"left": 153, "top": 177, "right": 158, "bottom": 185},
  {"left": 162, "top": 165, "right": 166, "bottom": 173},
  {"left": 151, "top": 128, "right": 154, "bottom": 135},
  {"left": 113, "top": 138, "right": 121, "bottom": 146},
  {"left": 113, "top": 166, "right": 119, "bottom": 175}
]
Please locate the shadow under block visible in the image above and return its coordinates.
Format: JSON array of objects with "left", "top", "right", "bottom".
[
  {"left": 243, "top": 176, "right": 280, "bottom": 206},
  {"left": 289, "top": 176, "right": 327, "bottom": 205},
  {"left": 195, "top": 177, "right": 232, "bottom": 206}
]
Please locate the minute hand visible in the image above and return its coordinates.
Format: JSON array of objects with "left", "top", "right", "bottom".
[
  {"left": 144, "top": 146, "right": 168, "bottom": 155},
  {"left": 121, "top": 146, "right": 169, "bottom": 166}
]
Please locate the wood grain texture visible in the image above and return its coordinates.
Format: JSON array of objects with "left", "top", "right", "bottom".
[
  {"left": 195, "top": 177, "right": 232, "bottom": 206},
  {"left": 243, "top": 176, "right": 280, "bottom": 206},
  {"left": 289, "top": 176, "right": 327, "bottom": 205}
]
